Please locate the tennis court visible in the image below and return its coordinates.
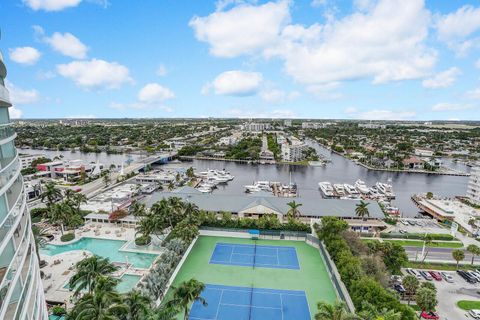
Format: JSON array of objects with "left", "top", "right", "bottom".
[
  {"left": 209, "top": 243, "right": 300, "bottom": 270},
  {"left": 189, "top": 284, "right": 311, "bottom": 320}
]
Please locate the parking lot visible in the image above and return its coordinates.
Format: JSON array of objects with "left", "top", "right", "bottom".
[
  {"left": 399, "top": 268, "right": 480, "bottom": 319},
  {"left": 394, "top": 218, "right": 446, "bottom": 234}
]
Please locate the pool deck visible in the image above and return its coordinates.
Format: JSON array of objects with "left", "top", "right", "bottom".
[{"left": 40, "top": 222, "right": 158, "bottom": 305}]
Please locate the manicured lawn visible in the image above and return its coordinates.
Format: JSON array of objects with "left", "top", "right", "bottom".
[
  {"left": 406, "top": 261, "right": 479, "bottom": 271},
  {"left": 166, "top": 236, "right": 338, "bottom": 319},
  {"left": 457, "top": 300, "right": 480, "bottom": 310},
  {"left": 383, "top": 239, "right": 464, "bottom": 248}
]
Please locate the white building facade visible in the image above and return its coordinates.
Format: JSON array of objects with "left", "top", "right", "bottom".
[
  {"left": 0, "top": 36, "right": 48, "bottom": 319},
  {"left": 467, "top": 165, "right": 480, "bottom": 204}
]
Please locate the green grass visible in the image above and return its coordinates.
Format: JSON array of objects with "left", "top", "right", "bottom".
[
  {"left": 167, "top": 236, "right": 338, "bottom": 318},
  {"left": 406, "top": 261, "right": 479, "bottom": 271},
  {"left": 383, "top": 239, "right": 464, "bottom": 248},
  {"left": 457, "top": 300, "right": 480, "bottom": 310}
]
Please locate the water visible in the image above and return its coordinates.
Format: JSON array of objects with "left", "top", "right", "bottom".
[
  {"left": 40, "top": 238, "right": 158, "bottom": 268},
  {"left": 165, "top": 143, "right": 470, "bottom": 217},
  {"left": 18, "top": 148, "right": 144, "bottom": 166},
  {"left": 23, "top": 144, "right": 470, "bottom": 217},
  {"left": 116, "top": 274, "right": 141, "bottom": 293}
]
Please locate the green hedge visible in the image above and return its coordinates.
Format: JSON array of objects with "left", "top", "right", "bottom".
[
  {"left": 51, "top": 306, "right": 66, "bottom": 316},
  {"left": 380, "top": 233, "right": 455, "bottom": 241},
  {"left": 60, "top": 233, "right": 75, "bottom": 242},
  {"left": 201, "top": 219, "right": 310, "bottom": 232}
]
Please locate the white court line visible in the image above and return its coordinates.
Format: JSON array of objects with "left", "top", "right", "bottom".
[
  {"left": 214, "top": 289, "right": 224, "bottom": 320},
  {"left": 280, "top": 293, "right": 284, "bottom": 320},
  {"left": 205, "top": 287, "right": 306, "bottom": 297}
]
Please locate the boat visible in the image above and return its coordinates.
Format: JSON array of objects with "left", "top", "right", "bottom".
[
  {"left": 244, "top": 184, "right": 262, "bottom": 193},
  {"left": 344, "top": 184, "right": 359, "bottom": 195},
  {"left": 376, "top": 182, "right": 395, "bottom": 198},
  {"left": 318, "top": 181, "right": 334, "bottom": 197},
  {"left": 333, "top": 184, "right": 345, "bottom": 196},
  {"left": 197, "top": 185, "right": 212, "bottom": 193},
  {"left": 354, "top": 179, "right": 370, "bottom": 194}
]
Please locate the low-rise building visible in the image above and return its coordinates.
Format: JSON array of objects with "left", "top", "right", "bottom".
[
  {"left": 414, "top": 148, "right": 434, "bottom": 157},
  {"left": 19, "top": 153, "right": 45, "bottom": 169},
  {"left": 243, "top": 122, "right": 271, "bottom": 132},
  {"left": 402, "top": 156, "right": 423, "bottom": 169},
  {"left": 358, "top": 123, "right": 386, "bottom": 129},
  {"left": 281, "top": 139, "right": 307, "bottom": 162}
]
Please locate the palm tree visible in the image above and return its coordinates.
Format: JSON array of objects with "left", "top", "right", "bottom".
[
  {"left": 41, "top": 182, "right": 61, "bottom": 208},
  {"left": 421, "top": 234, "right": 434, "bottom": 262},
  {"left": 286, "top": 201, "right": 302, "bottom": 219},
  {"left": 402, "top": 275, "right": 419, "bottom": 305},
  {"left": 452, "top": 249, "right": 465, "bottom": 269},
  {"left": 356, "top": 301, "right": 401, "bottom": 320},
  {"left": 415, "top": 287, "right": 437, "bottom": 314},
  {"left": 32, "top": 225, "right": 48, "bottom": 264},
  {"left": 467, "top": 244, "right": 480, "bottom": 265},
  {"left": 69, "top": 255, "right": 118, "bottom": 296},
  {"left": 315, "top": 301, "right": 355, "bottom": 320},
  {"left": 186, "top": 167, "right": 194, "bottom": 178},
  {"left": 129, "top": 201, "right": 147, "bottom": 217},
  {"left": 167, "top": 279, "right": 207, "bottom": 320},
  {"left": 103, "top": 172, "right": 111, "bottom": 187},
  {"left": 124, "top": 290, "right": 151, "bottom": 320},
  {"left": 183, "top": 202, "right": 199, "bottom": 220},
  {"left": 355, "top": 200, "right": 370, "bottom": 220},
  {"left": 69, "top": 276, "right": 127, "bottom": 320}
]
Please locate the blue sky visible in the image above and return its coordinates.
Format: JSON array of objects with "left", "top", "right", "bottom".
[{"left": 3, "top": 0, "right": 480, "bottom": 120}]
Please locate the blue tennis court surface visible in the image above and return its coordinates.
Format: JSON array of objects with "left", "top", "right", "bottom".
[
  {"left": 209, "top": 243, "right": 300, "bottom": 270},
  {"left": 189, "top": 284, "right": 311, "bottom": 320}
]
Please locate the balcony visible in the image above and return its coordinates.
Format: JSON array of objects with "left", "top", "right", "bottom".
[
  {"left": 0, "top": 86, "right": 10, "bottom": 107},
  {"left": 0, "top": 125, "right": 14, "bottom": 143}
]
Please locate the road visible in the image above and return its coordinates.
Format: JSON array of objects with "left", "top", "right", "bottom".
[{"left": 405, "top": 246, "right": 475, "bottom": 264}]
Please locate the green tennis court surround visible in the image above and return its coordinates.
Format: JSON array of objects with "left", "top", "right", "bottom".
[{"left": 168, "top": 236, "right": 338, "bottom": 319}]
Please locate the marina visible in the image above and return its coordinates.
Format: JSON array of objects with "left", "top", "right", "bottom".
[{"left": 319, "top": 180, "right": 395, "bottom": 200}]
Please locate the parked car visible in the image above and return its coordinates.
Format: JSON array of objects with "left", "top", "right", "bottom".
[
  {"left": 468, "top": 309, "right": 480, "bottom": 319},
  {"left": 428, "top": 271, "right": 442, "bottom": 281},
  {"left": 420, "top": 311, "right": 439, "bottom": 320},
  {"left": 457, "top": 270, "right": 477, "bottom": 283},
  {"left": 393, "top": 284, "right": 405, "bottom": 293},
  {"left": 420, "top": 270, "right": 433, "bottom": 281},
  {"left": 390, "top": 275, "right": 402, "bottom": 284},
  {"left": 401, "top": 220, "right": 409, "bottom": 226},
  {"left": 468, "top": 271, "right": 480, "bottom": 282},
  {"left": 440, "top": 272, "right": 454, "bottom": 283}
]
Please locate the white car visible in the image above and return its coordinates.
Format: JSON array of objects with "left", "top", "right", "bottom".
[
  {"left": 440, "top": 271, "right": 454, "bottom": 283},
  {"left": 468, "top": 309, "right": 480, "bottom": 319}
]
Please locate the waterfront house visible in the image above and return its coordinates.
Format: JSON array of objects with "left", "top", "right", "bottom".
[{"left": 402, "top": 156, "right": 423, "bottom": 169}]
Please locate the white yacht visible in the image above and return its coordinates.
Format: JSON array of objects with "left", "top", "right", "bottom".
[
  {"left": 354, "top": 179, "right": 370, "bottom": 194},
  {"left": 344, "top": 183, "right": 359, "bottom": 195},
  {"left": 244, "top": 184, "right": 262, "bottom": 193},
  {"left": 319, "top": 181, "right": 334, "bottom": 197},
  {"left": 333, "top": 184, "right": 345, "bottom": 196},
  {"left": 376, "top": 182, "right": 395, "bottom": 198},
  {"left": 197, "top": 185, "right": 212, "bottom": 193},
  {"left": 244, "top": 181, "right": 271, "bottom": 193}
]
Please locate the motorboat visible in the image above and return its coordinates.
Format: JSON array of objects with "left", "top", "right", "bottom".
[
  {"left": 376, "top": 182, "right": 395, "bottom": 198},
  {"left": 197, "top": 186, "right": 212, "bottom": 193},
  {"left": 344, "top": 184, "right": 359, "bottom": 195},
  {"left": 318, "top": 181, "right": 334, "bottom": 197},
  {"left": 333, "top": 184, "right": 345, "bottom": 196},
  {"left": 354, "top": 179, "right": 370, "bottom": 194},
  {"left": 244, "top": 184, "right": 262, "bottom": 193}
]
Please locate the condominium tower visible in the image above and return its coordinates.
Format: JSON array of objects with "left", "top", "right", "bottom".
[
  {"left": 0, "top": 34, "right": 48, "bottom": 319},
  {"left": 467, "top": 165, "right": 480, "bottom": 204}
]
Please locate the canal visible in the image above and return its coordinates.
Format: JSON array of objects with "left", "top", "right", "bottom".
[{"left": 19, "top": 144, "right": 470, "bottom": 218}]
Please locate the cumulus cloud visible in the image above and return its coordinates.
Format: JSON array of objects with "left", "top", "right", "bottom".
[
  {"left": 348, "top": 109, "right": 416, "bottom": 120},
  {"left": 431, "top": 102, "right": 473, "bottom": 111},
  {"left": 260, "top": 89, "right": 299, "bottom": 104},
  {"left": 422, "top": 67, "right": 461, "bottom": 89},
  {"left": 65, "top": 114, "right": 97, "bottom": 119},
  {"left": 225, "top": 108, "right": 295, "bottom": 118},
  {"left": 190, "top": 1, "right": 290, "bottom": 57},
  {"left": 111, "top": 83, "right": 174, "bottom": 112},
  {"left": 9, "top": 107, "right": 23, "bottom": 119},
  {"left": 23, "top": 0, "right": 82, "bottom": 11},
  {"left": 57, "top": 59, "right": 132, "bottom": 89},
  {"left": 204, "top": 70, "right": 263, "bottom": 96},
  {"left": 44, "top": 32, "right": 88, "bottom": 59},
  {"left": 435, "top": 5, "right": 480, "bottom": 54},
  {"left": 5, "top": 80, "right": 40, "bottom": 105},
  {"left": 8, "top": 47, "right": 41, "bottom": 65},
  {"left": 138, "top": 83, "right": 175, "bottom": 103}
]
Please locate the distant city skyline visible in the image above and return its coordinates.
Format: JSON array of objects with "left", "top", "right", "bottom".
[{"left": 3, "top": 0, "right": 480, "bottom": 120}]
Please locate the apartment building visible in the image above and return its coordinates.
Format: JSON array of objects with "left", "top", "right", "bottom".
[{"left": 0, "top": 35, "right": 48, "bottom": 319}]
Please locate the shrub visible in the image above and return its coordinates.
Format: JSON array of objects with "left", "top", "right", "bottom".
[
  {"left": 60, "top": 233, "right": 75, "bottom": 242},
  {"left": 380, "top": 233, "right": 455, "bottom": 241},
  {"left": 51, "top": 306, "right": 66, "bottom": 316},
  {"left": 31, "top": 207, "right": 48, "bottom": 218},
  {"left": 135, "top": 235, "right": 151, "bottom": 246},
  {"left": 109, "top": 209, "right": 128, "bottom": 221}
]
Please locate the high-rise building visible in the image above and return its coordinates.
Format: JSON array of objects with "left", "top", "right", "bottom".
[
  {"left": 0, "top": 34, "right": 49, "bottom": 319},
  {"left": 467, "top": 165, "right": 480, "bottom": 204}
]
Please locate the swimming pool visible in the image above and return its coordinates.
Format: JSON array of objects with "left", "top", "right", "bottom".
[{"left": 41, "top": 237, "right": 158, "bottom": 269}]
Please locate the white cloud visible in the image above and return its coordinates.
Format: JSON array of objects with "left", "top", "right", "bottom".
[
  {"left": 156, "top": 65, "right": 168, "bottom": 76},
  {"left": 57, "top": 59, "right": 132, "bottom": 89},
  {"left": 466, "top": 88, "right": 480, "bottom": 100},
  {"left": 191, "top": 0, "right": 435, "bottom": 86},
  {"left": 5, "top": 80, "right": 40, "bottom": 105},
  {"left": 138, "top": 83, "right": 174, "bottom": 103},
  {"left": 306, "top": 82, "right": 342, "bottom": 100},
  {"left": 8, "top": 47, "right": 41, "bottom": 65},
  {"left": 431, "top": 102, "right": 473, "bottom": 111},
  {"left": 344, "top": 107, "right": 358, "bottom": 114},
  {"left": 65, "top": 114, "right": 97, "bottom": 119},
  {"left": 44, "top": 32, "right": 88, "bottom": 59},
  {"left": 225, "top": 108, "right": 295, "bottom": 118},
  {"left": 9, "top": 107, "right": 23, "bottom": 119},
  {"left": 190, "top": 1, "right": 290, "bottom": 57},
  {"left": 205, "top": 70, "right": 263, "bottom": 96},
  {"left": 23, "top": 0, "right": 82, "bottom": 11},
  {"left": 436, "top": 5, "right": 480, "bottom": 54},
  {"left": 350, "top": 109, "right": 416, "bottom": 120},
  {"left": 311, "top": 0, "right": 327, "bottom": 8},
  {"left": 421, "top": 67, "right": 461, "bottom": 89},
  {"left": 259, "top": 89, "right": 299, "bottom": 104}
]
